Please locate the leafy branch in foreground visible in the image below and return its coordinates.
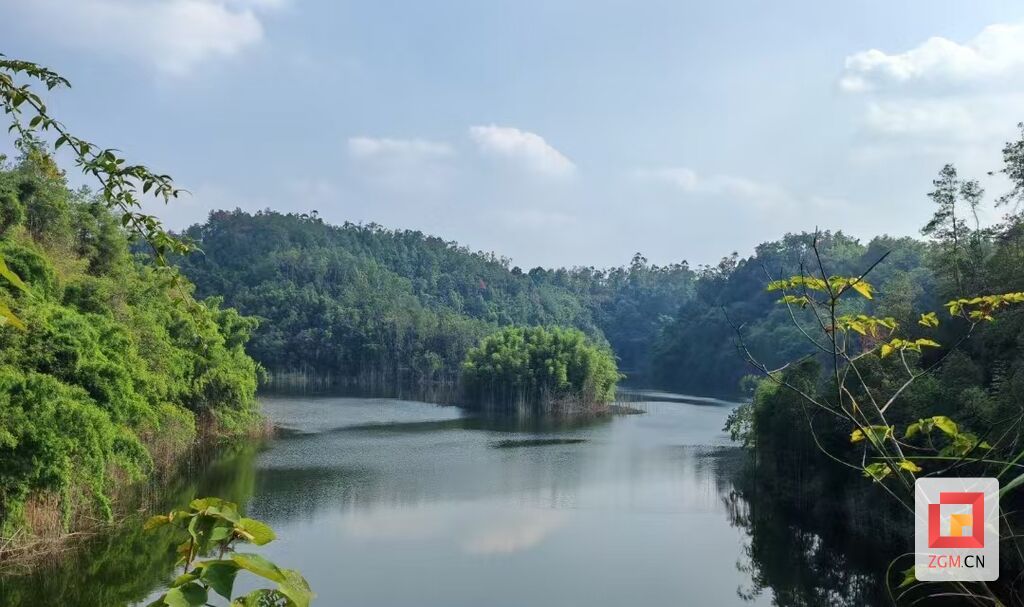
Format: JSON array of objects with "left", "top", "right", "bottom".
[
  {"left": 145, "top": 498, "right": 313, "bottom": 607},
  {"left": 0, "top": 53, "right": 195, "bottom": 328},
  {"left": 731, "top": 229, "right": 1024, "bottom": 604}
]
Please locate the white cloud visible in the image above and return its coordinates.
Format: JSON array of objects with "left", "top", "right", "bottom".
[
  {"left": 469, "top": 125, "right": 576, "bottom": 178},
  {"left": 347, "top": 136, "right": 456, "bottom": 194},
  {"left": 840, "top": 22, "right": 1024, "bottom": 92},
  {"left": 862, "top": 100, "right": 975, "bottom": 137},
  {"left": 342, "top": 507, "right": 445, "bottom": 541},
  {"left": 632, "top": 167, "right": 792, "bottom": 209},
  {"left": 10, "top": 0, "right": 281, "bottom": 76},
  {"left": 461, "top": 510, "right": 565, "bottom": 555},
  {"left": 840, "top": 21, "right": 1024, "bottom": 151}
]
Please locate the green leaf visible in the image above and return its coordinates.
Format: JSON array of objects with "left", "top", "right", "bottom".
[
  {"left": 236, "top": 517, "right": 276, "bottom": 546},
  {"left": 848, "top": 280, "right": 873, "bottom": 299},
  {"left": 0, "top": 299, "right": 26, "bottom": 331},
  {"left": 230, "top": 589, "right": 290, "bottom": 607},
  {"left": 863, "top": 462, "right": 892, "bottom": 481},
  {"left": 144, "top": 514, "right": 170, "bottom": 531},
  {"left": 777, "top": 294, "right": 810, "bottom": 307},
  {"left": 0, "top": 255, "right": 29, "bottom": 294},
  {"left": 190, "top": 497, "right": 227, "bottom": 511},
  {"left": 232, "top": 552, "right": 286, "bottom": 583},
  {"left": 163, "top": 583, "right": 208, "bottom": 607},
  {"left": 200, "top": 560, "right": 240, "bottom": 600},
  {"left": 897, "top": 459, "right": 922, "bottom": 473},
  {"left": 217, "top": 501, "right": 241, "bottom": 523},
  {"left": 210, "top": 524, "right": 233, "bottom": 542},
  {"left": 897, "top": 565, "right": 917, "bottom": 589},
  {"left": 880, "top": 343, "right": 893, "bottom": 358},
  {"left": 850, "top": 425, "right": 893, "bottom": 446},
  {"left": 918, "top": 312, "right": 939, "bottom": 328},
  {"left": 914, "top": 338, "right": 941, "bottom": 348},
  {"left": 932, "top": 416, "right": 958, "bottom": 436},
  {"left": 171, "top": 572, "right": 198, "bottom": 587},
  {"left": 278, "top": 569, "right": 314, "bottom": 607}
]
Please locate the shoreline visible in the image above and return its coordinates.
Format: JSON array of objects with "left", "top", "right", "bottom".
[{"left": 0, "top": 416, "right": 271, "bottom": 571}]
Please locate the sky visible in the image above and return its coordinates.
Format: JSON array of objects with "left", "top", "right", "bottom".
[{"left": 2, "top": 0, "right": 1024, "bottom": 269}]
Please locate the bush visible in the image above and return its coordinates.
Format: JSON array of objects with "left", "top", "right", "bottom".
[
  {"left": 0, "top": 153, "right": 260, "bottom": 535},
  {"left": 460, "top": 326, "right": 621, "bottom": 411}
]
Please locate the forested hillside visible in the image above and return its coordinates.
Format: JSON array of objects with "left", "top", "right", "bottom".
[
  {"left": 718, "top": 132, "right": 1024, "bottom": 600},
  {"left": 173, "top": 208, "right": 939, "bottom": 395},
  {"left": 174, "top": 210, "right": 694, "bottom": 383},
  {"left": 650, "top": 232, "right": 934, "bottom": 393},
  {"left": 0, "top": 148, "right": 261, "bottom": 537},
  {"left": 169, "top": 129, "right": 1024, "bottom": 398}
]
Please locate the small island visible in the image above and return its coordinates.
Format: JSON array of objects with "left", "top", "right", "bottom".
[{"left": 459, "top": 326, "right": 622, "bottom": 414}]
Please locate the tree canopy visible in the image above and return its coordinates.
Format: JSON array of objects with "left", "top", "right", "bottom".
[
  {"left": 460, "top": 326, "right": 621, "bottom": 411},
  {"left": 172, "top": 209, "right": 693, "bottom": 385}
]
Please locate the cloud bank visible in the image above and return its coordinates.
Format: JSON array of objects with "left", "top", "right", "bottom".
[
  {"left": 10, "top": 0, "right": 281, "bottom": 76},
  {"left": 841, "top": 21, "right": 1024, "bottom": 145},
  {"left": 841, "top": 22, "right": 1024, "bottom": 92}
]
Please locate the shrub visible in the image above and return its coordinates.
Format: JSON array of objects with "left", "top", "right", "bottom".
[{"left": 461, "top": 326, "right": 621, "bottom": 411}]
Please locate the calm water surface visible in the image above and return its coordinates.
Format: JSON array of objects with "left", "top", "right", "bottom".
[
  {"left": 4, "top": 391, "right": 811, "bottom": 606},
  {"left": 236, "top": 394, "right": 770, "bottom": 606}
]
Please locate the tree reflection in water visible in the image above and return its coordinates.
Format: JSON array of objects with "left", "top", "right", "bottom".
[
  {"left": 723, "top": 460, "right": 906, "bottom": 607},
  {"left": 0, "top": 443, "right": 261, "bottom": 607}
]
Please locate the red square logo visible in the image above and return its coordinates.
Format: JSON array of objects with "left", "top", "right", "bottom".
[{"left": 928, "top": 491, "right": 984, "bottom": 549}]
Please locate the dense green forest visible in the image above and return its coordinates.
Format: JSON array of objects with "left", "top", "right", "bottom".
[
  {"left": 460, "top": 325, "right": 620, "bottom": 411},
  {"left": 650, "top": 232, "right": 935, "bottom": 393},
  {"left": 173, "top": 211, "right": 693, "bottom": 384},
  {"left": 170, "top": 145, "right": 1021, "bottom": 401},
  {"left": 172, "top": 210, "right": 936, "bottom": 397},
  {"left": 722, "top": 132, "right": 1024, "bottom": 598},
  {"left": 0, "top": 148, "right": 260, "bottom": 539}
]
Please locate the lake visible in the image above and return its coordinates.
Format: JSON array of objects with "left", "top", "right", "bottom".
[{"left": 0, "top": 390, "right": 893, "bottom": 606}]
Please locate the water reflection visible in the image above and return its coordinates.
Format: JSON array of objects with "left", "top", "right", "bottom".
[
  {"left": 0, "top": 444, "right": 261, "bottom": 607},
  {"left": 235, "top": 395, "right": 769, "bottom": 606},
  {"left": 724, "top": 483, "right": 894, "bottom": 606},
  {"left": 0, "top": 391, "right": 903, "bottom": 606}
]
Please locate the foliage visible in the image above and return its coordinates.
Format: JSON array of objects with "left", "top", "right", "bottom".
[
  {"left": 173, "top": 210, "right": 693, "bottom": 385},
  {"left": 651, "top": 232, "right": 934, "bottom": 393},
  {"left": 460, "top": 325, "right": 621, "bottom": 410},
  {"left": 727, "top": 126, "right": 1024, "bottom": 603},
  {"left": 0, "top": 443, "right": 260, "bottom": 606},
  {"left": 144, "top": 497, "right": 313, "bottom": 607},
  {"left": 538, "top": 253, "right": 695, "bottom": 378},
  {"left": 0, "top": 55, "right": 199, "bottom": 334},
  {"left": 0, "top": 151, "right": 260, "bottom": 536}
]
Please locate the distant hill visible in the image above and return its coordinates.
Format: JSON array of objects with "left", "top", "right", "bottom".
[
  {"left": 175, "top": 210, "right": 943, "bottom": 395},
  {"left": 173, "top": 209, "right": 695, "bottom": 385}
]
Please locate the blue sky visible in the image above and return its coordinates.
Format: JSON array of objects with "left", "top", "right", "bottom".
[{"left": 3, "top": 0, "right": 1024, "bottom": 268}]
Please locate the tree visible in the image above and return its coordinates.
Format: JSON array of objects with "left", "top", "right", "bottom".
[
  {"left": 922, "top": 163, "right": 988, "bottom": 296},
  {"left": 0, "top": 54, "right": 194, "bottom": 329},
  {"left": 460, "top": 325, "right": 621, "bottom": 411},
  {"left": 731, "top": 225, "right": 1024, "bottom": 602}
]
